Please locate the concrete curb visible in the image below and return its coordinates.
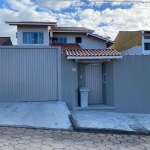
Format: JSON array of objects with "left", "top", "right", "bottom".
[
  {"left": 0, "top": 124, "right": 73, "bottom": 131},
  {"left": 69, "top": 114, "right": 150, "bottom": 136}
]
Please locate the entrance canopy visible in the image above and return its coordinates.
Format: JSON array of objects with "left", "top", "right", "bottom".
[
  {"left": 50, "top": 43, "right": 122, "bottom": 62},
  {"left": 66, "top": 49, "right": 122, "bottom": 61}
]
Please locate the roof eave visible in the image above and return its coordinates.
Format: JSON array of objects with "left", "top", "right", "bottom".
[
  {"left": 5, "top": 22, "right": 57, "bottom": 26},
  {"left": 51, "top": 30, "right": 94, "bottom": 33},
  {"left": 86, "top": 33, "right": 114, "bottom": 44},
  {"left": 67, "top": 56, "right": 122, "bottom": 60}
]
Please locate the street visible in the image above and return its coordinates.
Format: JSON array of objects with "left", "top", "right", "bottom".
[{"left": 0, "top": 127, "right": 149, "bottom": 150}]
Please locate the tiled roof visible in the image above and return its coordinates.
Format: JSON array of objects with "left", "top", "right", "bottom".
[
  {"left": 50, "top": 27, "right": 94, "bottom": 32},
  {"left": 50, "top": 43, "right": 121, "bottom": 57},
  {"left": 65, "top": 49, "right": 121, "bottom": 57},
  {"left": 5, "top": 21, "right": 57, "bottom": 26},
  {"left": 0, "top": 37, "right": 11, "bottom": 46},
  {"left": 50, "top": 43, "right": 82, "bottom": 54}
]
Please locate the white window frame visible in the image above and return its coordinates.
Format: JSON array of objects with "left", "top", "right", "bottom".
[{"left": 23, "top": 32, "right": 44, "bottom": 44}]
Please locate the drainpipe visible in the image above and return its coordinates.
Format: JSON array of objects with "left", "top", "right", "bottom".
[{"left": 142, "top": 30, "right": 144, "bottom": 54}]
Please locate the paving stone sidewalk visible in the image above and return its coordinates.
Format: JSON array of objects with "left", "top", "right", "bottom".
[{"left": 0, "top": 127, "right": 149, "bottom": 150}]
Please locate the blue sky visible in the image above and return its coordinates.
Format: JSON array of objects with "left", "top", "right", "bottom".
[{"left": 0, "top": 0, "right": 150, "bottom": 44}]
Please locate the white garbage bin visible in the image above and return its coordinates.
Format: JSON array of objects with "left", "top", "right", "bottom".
[{"left": 79, "top": 87, "right": 89, "bottom": 107}]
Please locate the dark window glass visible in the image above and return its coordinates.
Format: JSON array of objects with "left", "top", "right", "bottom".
[
  {"left": 76, "top": 37, "right": 82, "bottom": 43},
  {"left": 145, "top": 43, "right": 150, "bottom": 50},
  {"left": 52, "top": 37, "right": 67, "bottom": 43},
  {"left": 144, "top": 36, "right": 150, "bottom": 39},
  {"left": 23, "top": 32, "right": 43, "bottom": 44}
]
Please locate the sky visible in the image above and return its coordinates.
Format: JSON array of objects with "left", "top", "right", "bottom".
[{"left": 0, "top": 0, "right": 150, "bottom": 45}]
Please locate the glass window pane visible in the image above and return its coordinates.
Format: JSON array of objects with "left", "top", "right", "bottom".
[
  {"left": 23, "top": 32, "right": 27, "bottom": 44},
  {"left": 23, "top": 32, "right": 43, "bottom": 44},
  {"left": 64, "top": 38, "right": 67, "bottom": 43},
  {"left": 34, "top": 32, "right": 38, "bottom": 44},
  {"left": 39, "top": 32, "right": 43, "bottom": 44},
  {"left": 76, "top": 37, "right": 82, "bottom": 43},
  {"left": 145, "top": 43, "right": 150, "bottom": 50},
  {"left": 52, "top": 37, "right": 67, "bottom": 43}
]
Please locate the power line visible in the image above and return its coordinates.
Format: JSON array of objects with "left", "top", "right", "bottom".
[{"left": 44, "top": 0, "right": 150, "bottom": 3}]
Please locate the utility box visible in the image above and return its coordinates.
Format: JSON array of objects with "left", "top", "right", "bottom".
[{"left": 79, "top": 87, "right": 89, "bottom": 107}]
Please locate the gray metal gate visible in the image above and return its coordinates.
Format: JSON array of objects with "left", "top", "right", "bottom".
[
  {"left": 86, "top": 63, "right": 102, "bottom": 104},
  {"left": 0, "top": 46, "right": 61, "bottom": 102}
]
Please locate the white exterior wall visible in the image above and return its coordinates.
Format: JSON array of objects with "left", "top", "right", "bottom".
[
  {"left": 17, "top": 26, "right": 49, "bottom": 45},
  {"left": 52, "top": 33, "right": 107, "bottom": 49},
  {"left": 143, "top": 39, "right": 150, "bottom": 54},
  {"left": 121, "top": 46, "right": 142, "bottom": 54},
  {"left": 141, "top": 31, "right": 150, "bottom": 54}
]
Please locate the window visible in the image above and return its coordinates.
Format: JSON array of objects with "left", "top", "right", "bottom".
[
  {"left": 144, "top": 43, "right": 150, "bottom": 50},
  {"left": 76, "top": 37, "right": 82, "bottom": 43},
  {"left": 23, "top": 32, "right": 43, "bottom": 44},
  {"left": 144, "top": 36, "right": 150, "bottom": 39},
  {"left": 52, "top": 37, "right": 67, "bottom": 43}
]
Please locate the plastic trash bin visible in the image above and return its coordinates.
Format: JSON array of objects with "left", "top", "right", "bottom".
[{"left": 79, "top": 87, "right": 89, "bottom": 107}]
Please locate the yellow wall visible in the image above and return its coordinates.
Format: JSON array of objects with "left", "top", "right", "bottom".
[{"left": 110, "top": 31, "right": 142, "bottom": 52}]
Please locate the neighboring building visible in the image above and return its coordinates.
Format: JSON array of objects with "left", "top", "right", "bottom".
[
  {"left": 110, "top": 30, "right": 150, "bottom": 55},
  {"left": 3, "top": 21, "right": 150, "bottom": 114},
  {"left": 0, "top": 37, "right": 13, "bottom": 46}
]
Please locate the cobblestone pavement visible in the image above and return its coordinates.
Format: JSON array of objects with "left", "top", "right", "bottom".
[{"left": 0, "top": 127, "right": 149, "bottom": 150}]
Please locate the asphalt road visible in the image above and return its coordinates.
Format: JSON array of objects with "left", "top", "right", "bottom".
[{"left": 0, "top": 127, "right": 149, "bottom": 150}]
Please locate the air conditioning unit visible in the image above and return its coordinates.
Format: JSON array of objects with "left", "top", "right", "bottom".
[{"left": 49, "top": 32, "right": 53, "bottom": 38}]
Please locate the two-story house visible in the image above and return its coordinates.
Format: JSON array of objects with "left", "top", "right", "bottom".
[
  {"left": 3, "top": 21, "right": 150, "bottom": 114},
  {"left": 4, "top": 21, "right": 123, "bottom": 110}
]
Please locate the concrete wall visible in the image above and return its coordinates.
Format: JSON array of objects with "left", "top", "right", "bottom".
[
  {"left": 17, "top": 26, "right": 49, "bottom": 45},
  {"left": 104, "top": 62, "right": 114, "bottom": 107},
  {"left": 61, "top": 55, "right": 78, "bottom": 109},
  {"left": 52, "top": 33, "right": 106, "bottom": 49},
  {"left": 78, "top": 64, "right": 86, "bottom": 88},
  {"left": 112, "top": 55, "right": 150, "bottom": 113},
  {"left": 121, "top": 46, "right": 142, "bottom": 54}
]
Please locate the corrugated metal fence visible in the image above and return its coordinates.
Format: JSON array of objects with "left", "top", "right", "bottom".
[{"left": 0, "top": 46, "right": 61, "bottom": 102}]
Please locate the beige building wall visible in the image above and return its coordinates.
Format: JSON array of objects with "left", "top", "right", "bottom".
[{"left": 110, "top": 31, "right": 142, "bottom": 53}]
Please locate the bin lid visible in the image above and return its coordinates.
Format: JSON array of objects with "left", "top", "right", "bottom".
[{"left": 79, "top": 87, "right": 89, "bottom": 92}]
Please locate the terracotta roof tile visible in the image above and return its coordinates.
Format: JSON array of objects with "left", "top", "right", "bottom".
[
  {"left": 65, "top": 49, "right": 122, "bottom": 57},
  {"left": 50, "top": 43, "right": 121, "bottom": 57},
  {"left": 0, "top": 37, "right": 11, "bottom": 46},
  {"left": 50, "top": 27, "right": 94, "bottom": 32},
  {"left": 50, "top": 43, "right": 82, "bottom": 54}
]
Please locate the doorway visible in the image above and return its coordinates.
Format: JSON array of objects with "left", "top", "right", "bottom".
[{"left": 85, "top": 63, "right": 102, "bottom": 105}]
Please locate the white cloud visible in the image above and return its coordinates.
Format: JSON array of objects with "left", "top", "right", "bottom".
[
  {"left": 6, "top": 0, "right": 36, "bottom": 11},
  {"left": 36, "top": 0, "right": 81, "bottom": 10},
  {"left": 1, "top": 0, "right": 150, "bottom": 44},
  {"left": 0, "top": 1, "right": 56, "bottom": 45}
]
